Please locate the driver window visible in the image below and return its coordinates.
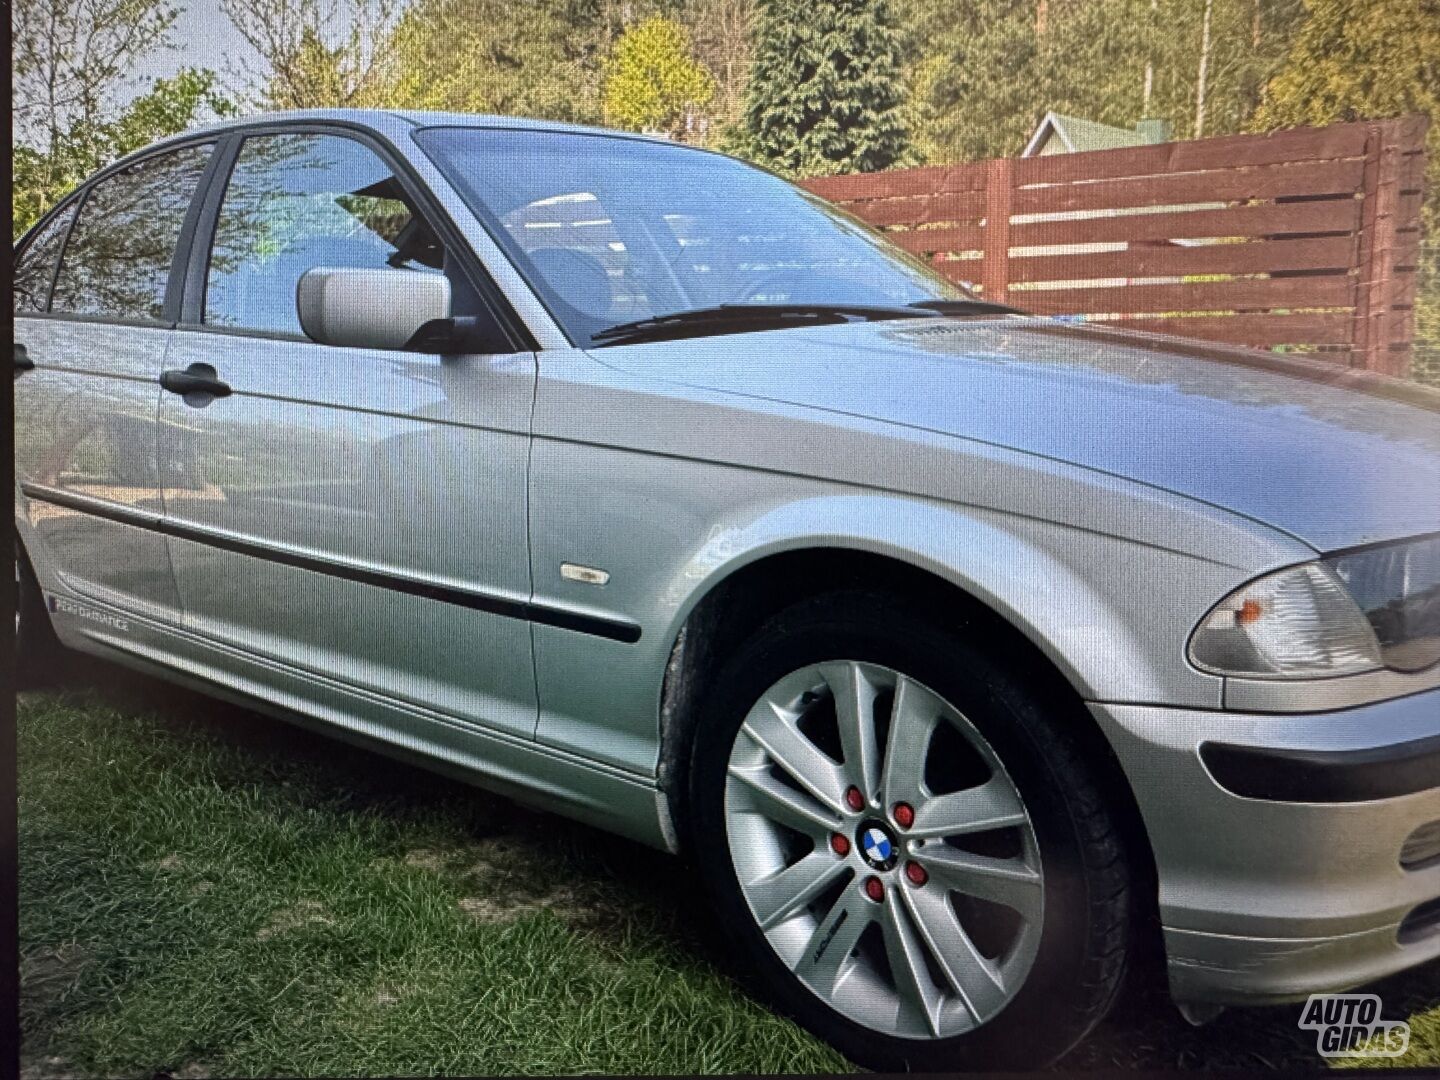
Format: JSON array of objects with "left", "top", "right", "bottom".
[{"left": 204, "top": 133, "right": 447, "bottom": 337}]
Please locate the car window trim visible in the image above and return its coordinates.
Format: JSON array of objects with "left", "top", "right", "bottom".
[
  {"left": 13, "top": 194, "right": 85, "bottom": 315},
  {"left": 43, "top": 137, "right": 220, "bottom": 327},
  {"left": 176, "top": 120, "right": 535, "bottom": 354},
  {"left": 166, "top": 135, "right": 235, "bottom": 324},
  {"left": 12, "top": 310, "right": 179, "bottom": 332}
]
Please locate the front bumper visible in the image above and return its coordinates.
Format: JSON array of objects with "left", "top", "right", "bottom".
[{"left": 1090, "top": 687, "right": 1440, "bottom": 1005}]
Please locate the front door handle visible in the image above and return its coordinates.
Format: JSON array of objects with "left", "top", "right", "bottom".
[
  {"left": 160, "top": 363, "right": 232, "bottom": 402},
  {"left": 14, "top": 342, "right": 34, "bottom": 373}
]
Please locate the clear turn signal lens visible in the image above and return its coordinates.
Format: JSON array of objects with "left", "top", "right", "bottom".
[{"left": 1189, "top": 562, "right": 1383, "bottom": 679}]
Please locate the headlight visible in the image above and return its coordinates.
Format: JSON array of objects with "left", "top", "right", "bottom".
[
  {"left": 1326, "top": 534, "right": 1440, "bottom": 673},
  {"left": 1189, "top": 535, "right": 1440, "bottom": 679}
]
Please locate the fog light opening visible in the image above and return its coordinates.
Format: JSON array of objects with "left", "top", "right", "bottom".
[
  {"left": 1397, "top": 897, "right": 1440, "bottom": 946},
  {"left": 1400, "top": 819, "right": 1440, "bottom": 872}
]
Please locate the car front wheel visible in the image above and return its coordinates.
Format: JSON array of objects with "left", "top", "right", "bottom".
[{"left": 688, "top": 590, "right": 1132, "bottom": 1070}]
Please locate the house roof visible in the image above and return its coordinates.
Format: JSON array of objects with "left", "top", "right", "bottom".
[{"left": 1022, "top": 111, "right": 1158, "bottom": 156}]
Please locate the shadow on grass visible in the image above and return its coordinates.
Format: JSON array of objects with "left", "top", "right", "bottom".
[{"left": 19, "top": 654, "right": 1440, "bottom": 1073}]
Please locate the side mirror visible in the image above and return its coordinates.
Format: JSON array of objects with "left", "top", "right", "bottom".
[{"left": 296, "top": 267, "right": 451, "bottom": 351}]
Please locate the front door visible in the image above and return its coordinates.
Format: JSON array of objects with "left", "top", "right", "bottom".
[{"left": 158, "top": 130, "right": 538, "bottom": 736}]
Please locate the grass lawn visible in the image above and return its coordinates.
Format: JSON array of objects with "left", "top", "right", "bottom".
[{"left": 17, "top": 661, "right": 1440, "bottom": 1076}]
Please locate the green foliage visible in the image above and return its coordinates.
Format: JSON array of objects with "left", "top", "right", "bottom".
[
  {"left": 906, "top": 0, "right": 1302, "bottom": 163},
  {"left": 679, "top": 0, "right": 758, "bottom": 140},
  {"left": 11, "top": 0, "right": 181, "bottom": 147},
  {"left": 219, "top": 0, "right": 403, "bottom": 110},
  {"left": 378, "top": 0, "right": 683, "bottom": 124},
  {"left": 733, "top": 0, "right": 912, "bottom": 176},
  {"left": 1251, "top": 0, "right": 1440, "bottom": 132},
  {"left": 1252, "top": 0, "right": 1440, "bottom": 385},
  {"left": 603, "top": 16, "right": 716, "bottom": 136},
  {"left": 13, "top": 69, "right": 234, "bottom": 239},
  {"left": 111, "top": 69, "right": 240, "bottom": 157},
  {"left": 381, "top": 0, "right": 594, "bottom": 122}
]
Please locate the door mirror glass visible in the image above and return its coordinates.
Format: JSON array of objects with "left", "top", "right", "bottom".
[{"left": 297, "top": 267, "right": 451, "bottom": 351}]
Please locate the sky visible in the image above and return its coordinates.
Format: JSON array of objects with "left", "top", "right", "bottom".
[
  {"left": 128, "top": 1, "right": 260, "bottom": 97},
  {"left": 124, "top": 0, "right": 360, "bottom": 105}
]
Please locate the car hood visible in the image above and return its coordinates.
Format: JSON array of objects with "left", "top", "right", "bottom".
[{"left": 601, "top": 317, "right": 1440, "bottom": 552}]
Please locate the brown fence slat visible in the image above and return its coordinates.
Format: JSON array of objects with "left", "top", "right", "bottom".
[
  {"left": 805, "top": 116, "right": 1425, "bottom": 369},
  {"left": 1015, "top": 275, "right": 1355, "bottom": 316},
  {"left": 982, "top": 157, "right": 1014, "bottom": 302},
  {"left": 1394, "top": 229, "right": 1423, "bottom": 269},
  {"left": 888, "top": 224, "right": 987, "bottom": 254},
  {"left": 1011, "top": 158, "right": 1364, "bottom": 215},
  {"left": 1111, "top": 312, "right": 1354, "bottom": 346},
  {"left": 1004, "top": 235, "right": 1358, "bottom": 283},
  {"left": 1013, "top": 123, "right": 1370, "bottom": 186},
  {"left": 847, "top": 190, "right": 987, "bottom": 228},
  {"left": 1397, "top": 189, "right": 1425, "bottom": 230},
  {"left": 1010, "top": 199, "right": 1361, "bottom": 246},
  {"left": 1351, "top": 119, "right": 1416, "bottom": 374},
  {"left": 1400, "top": 151, "right": 1427, "bottom": 190},
  {"left": 802, "top": 161, "right": 987, "bottom": 202}
]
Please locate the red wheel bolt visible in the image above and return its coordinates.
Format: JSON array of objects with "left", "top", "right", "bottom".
[
  {"left": 893, "top": 802, "right": 915, "bottom": 829},
  {"left": 830, "top": 833, "right": 851, "bottom": 856},
  {"left": 845, "top": 786, "right": 864, "bottom": 811},
  {"left": 863, "top": 876, "right": 885, "bottom": 902},
  {"left": 905, "top": 861, "right": 928, "bottom": 886}
]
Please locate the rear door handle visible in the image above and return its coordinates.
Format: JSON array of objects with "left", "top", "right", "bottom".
[
  {"left": 160, "top": 363, "right": 232, "bottom": 402},
  {"left": 14, "top": 342, "right": 34, "bottom": 373}
]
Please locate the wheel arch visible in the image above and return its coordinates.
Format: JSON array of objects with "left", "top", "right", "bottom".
[{"left": 656, "top": 544, "right": 1161, "bottom": 959}]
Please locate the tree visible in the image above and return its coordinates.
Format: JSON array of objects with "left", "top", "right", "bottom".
[
  {"left": 14, "top": 67, "right": 235, "bottom": 237},
  {"left": 380, "top": 0, "right": 594, "bottom": 122},
  {"left": 734, "top": 0, "right": 911, "bottom": 175},
  {"left": 680, "top": 0, "right": 757, "bottom": 138},
  {"left": 905, "top": 0, "right": 1300, "bottom": 163},
  {"left": 12, "top": 0, "right": 179, "bottom": 146},
  {"left": 11, "top": 0, "right": 235, "bottom": 237},
  {"left": 1251, "top": 0, "right": 1440, "bottom": 133},
  {"left": 1250, "top": 0, "right": 1440, "bottom": 384},
  {"left": 220, "top": 0, "right": 401, "bottom": 109},
  {"left": 12, "top": 0, "right": 180, "bottom": 225},
  {"left": 603, "top": 15, "right": 716, "bottom": 137}
]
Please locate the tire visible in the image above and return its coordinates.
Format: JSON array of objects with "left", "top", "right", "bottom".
[
  {"left": 16, "top": 542, "right": 68, "bottom": 690},
  {"left": 688, "top": 590, "right": 1131, "bottom": 1071}
]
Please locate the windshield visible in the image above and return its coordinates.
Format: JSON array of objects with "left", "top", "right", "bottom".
[{"left": 414, "top": 127, "right": 968, "bottom": 345}]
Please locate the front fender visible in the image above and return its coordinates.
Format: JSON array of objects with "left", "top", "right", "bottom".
[
  {"left": 526, "top": 348, "right": 1310, "bottom": 779},
  {"left": 664, "top": 492, "right": 1226, "bottom": 707},
  {"left": 529, "top": 468, "right": 1285, "bottom": 779}
]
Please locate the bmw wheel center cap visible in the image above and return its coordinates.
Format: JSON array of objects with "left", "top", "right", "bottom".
[{"left": 858, "top": 821, "right": 899, "bottom": 870}]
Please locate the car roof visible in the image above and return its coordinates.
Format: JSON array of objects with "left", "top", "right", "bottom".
[
  {"left": 179, "top": 107, "right": 671, "bottom": 143},
  {"left": 97, "top": 108, "right": 704, "bottom": 181}
]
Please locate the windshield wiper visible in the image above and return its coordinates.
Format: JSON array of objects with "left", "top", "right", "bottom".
[
  {"left": 907, "top": 299, "right": 1025, "bottom": 317},
  {"left": 590, "top": 302, "right": 928, "bottom": 346}
]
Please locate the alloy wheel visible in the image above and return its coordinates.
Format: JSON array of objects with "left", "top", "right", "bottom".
[{"left": 724, "top": 661, "right": 1043, "bottom": 1039}]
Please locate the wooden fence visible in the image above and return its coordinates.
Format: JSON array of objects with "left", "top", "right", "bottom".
[{"left": 802, "top": 116, "right": 1428, "bottom": 377}]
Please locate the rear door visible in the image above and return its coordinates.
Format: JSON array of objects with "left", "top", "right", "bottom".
[
  {"left": 157, "top": 128, "right": 539, "bottom": 737},
  {"left": 14, "top": 142, "right": 216, "bottom": 625}
]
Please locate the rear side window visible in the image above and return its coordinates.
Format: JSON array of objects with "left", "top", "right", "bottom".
[
  {"left": 12, "top": 203, "right": 77, "bottom": 313},
  {"left": 204, "top": 133, "right": 444, "bottom": 337},
  {"left": 51, "top": 143, "right": 213, "bottom": 322}
]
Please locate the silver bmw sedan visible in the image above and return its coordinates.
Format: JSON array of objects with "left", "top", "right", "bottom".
[{"left": 13, "top": 109, "right": 1440, "bottom": 1070}]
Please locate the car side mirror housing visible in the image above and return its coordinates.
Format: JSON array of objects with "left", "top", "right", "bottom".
[{"left": 297, "top": 267, "right": 452, "bottom": 351}]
